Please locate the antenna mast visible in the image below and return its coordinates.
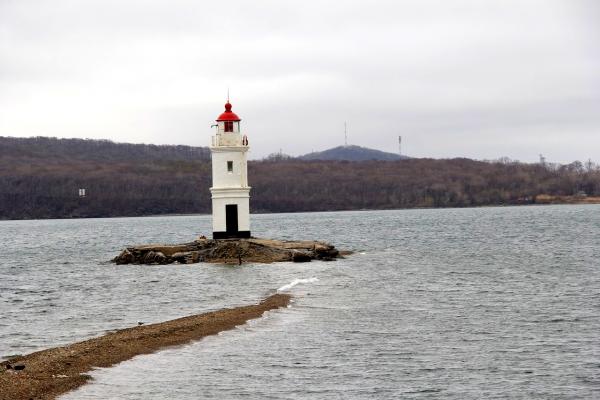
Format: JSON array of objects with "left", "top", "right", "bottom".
[
  {"left": 398, "top": 135, "right": 402, "bottom": 156},
  {"left": 344, "top": 122, "right": 348, "bottom": 147}
]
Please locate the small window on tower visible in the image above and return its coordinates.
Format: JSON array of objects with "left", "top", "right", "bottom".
[
  {"left": 227, "top": 161, "right": 233, "bottom": 172},
  {"left": 224, "top": 121, "right": 234, "bottom": 132}
]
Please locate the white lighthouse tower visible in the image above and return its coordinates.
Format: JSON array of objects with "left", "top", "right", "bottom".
[{"left": 210, "top": 101, "right": 251, "bottom": 239}]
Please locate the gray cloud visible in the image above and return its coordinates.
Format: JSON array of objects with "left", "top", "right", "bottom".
[{"left": 0, "top": 0, "right": 598, "bottom": 163}]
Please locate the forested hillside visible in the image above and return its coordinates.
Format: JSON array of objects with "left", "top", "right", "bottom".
[
  {"left": 1, "top": 137, "right": 599, "bottom": 219},
  {"left": 0, "top": 136, "right": 210, "bottom": 162}
]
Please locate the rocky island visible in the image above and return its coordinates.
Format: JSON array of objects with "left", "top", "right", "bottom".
[{"left": 113, "top": 238, "right": 348, "bottom": 265}]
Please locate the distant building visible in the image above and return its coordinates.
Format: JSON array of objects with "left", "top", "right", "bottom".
[{"left": 209, "top": 101, "right": 251, "bottom": 239}]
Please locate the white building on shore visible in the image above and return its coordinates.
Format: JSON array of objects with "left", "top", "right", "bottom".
[{"left": 209, "top": 101, "right": 251, "bottom": 239}]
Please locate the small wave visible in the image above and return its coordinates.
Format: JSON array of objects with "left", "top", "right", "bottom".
[
  {"left": 277, "top": 277, "right": 318, "bottom": 292},
  {"left": 405, "top": 388, "right": 442, "bottom": 394}
]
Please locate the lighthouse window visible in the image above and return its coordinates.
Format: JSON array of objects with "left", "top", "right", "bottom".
[
  {"left": 227, "top": 161, "right": 233, "bottom": 172},
  {"left": 224, "top": 121, "right": 234, "bottom": 132}
]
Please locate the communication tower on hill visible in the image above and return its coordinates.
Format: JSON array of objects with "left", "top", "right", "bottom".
[
  {"left": 398, "top": 136, "right": 402, "bottom": 156},
  {"left": 344, "top": 122, "right": 348, "bottom": 147}
]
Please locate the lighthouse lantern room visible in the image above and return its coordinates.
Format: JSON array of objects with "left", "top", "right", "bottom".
[{"left": 210, "top": 101, "right": 251, "bottom": 239}]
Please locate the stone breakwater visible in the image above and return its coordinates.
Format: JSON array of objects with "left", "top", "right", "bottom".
[
  {"left": 0, "top": 294, "right": 291, "bottom": 400},
  {"left": 113, "top": 238, "right": 347, "bottom": 265}
]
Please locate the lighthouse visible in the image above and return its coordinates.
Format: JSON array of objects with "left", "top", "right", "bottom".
[{"left": 210, "top": 101, "right": 251, "bottom": 239}]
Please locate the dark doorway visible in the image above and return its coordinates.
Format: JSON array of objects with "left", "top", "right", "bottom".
[{"left": 225, "top": 204, "right": 238, "bottom": 235}]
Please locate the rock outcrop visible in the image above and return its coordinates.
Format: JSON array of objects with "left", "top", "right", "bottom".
[{"left": 112, "top": 238, "right": 347, "bottom": 265}]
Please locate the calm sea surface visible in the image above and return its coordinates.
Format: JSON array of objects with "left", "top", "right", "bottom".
[{"left": 1, "top": 206, "right": 599, "bottom": 399}]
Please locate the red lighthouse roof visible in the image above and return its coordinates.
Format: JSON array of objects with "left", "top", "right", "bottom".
[{"left": 216, "top": 102, "right": 241, "bottom": 122}]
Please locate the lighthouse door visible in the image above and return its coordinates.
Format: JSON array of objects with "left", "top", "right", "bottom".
[{"left": 225, "top": 204, "right": 238, "bottom": 235}]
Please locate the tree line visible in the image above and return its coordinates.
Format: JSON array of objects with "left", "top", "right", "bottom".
[{"left": 1, "top": 137, "right": 599, "bottom": 219}]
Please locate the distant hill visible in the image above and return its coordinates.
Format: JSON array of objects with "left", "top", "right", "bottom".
[{"left": 299, "top": 145, "right": 408, "bottom": 161}]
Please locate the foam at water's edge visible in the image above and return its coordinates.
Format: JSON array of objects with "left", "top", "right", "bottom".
[{"left": 277, "top": 277, "right": 319, "bottom": 292}]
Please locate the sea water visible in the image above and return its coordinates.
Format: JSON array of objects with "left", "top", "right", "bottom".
[{"left": 1, "top": 206, "right": 599, "bottom": 399}]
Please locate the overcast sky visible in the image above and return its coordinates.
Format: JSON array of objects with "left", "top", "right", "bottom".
[{"left": 1, "top": 0, "right": 598, "bottom": 162}]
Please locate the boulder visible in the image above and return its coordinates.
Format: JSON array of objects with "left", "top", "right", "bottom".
[
  {"left": 292, "top": 251, "right": 312, "bottom": 262},
  {"left": 154, "top": 252, "right": 167, "bottom": 264},
  {"left": 114, "top": 249, "right": 134, "bottom": 265}
]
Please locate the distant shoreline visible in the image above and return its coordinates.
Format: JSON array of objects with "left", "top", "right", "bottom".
[
  {"left": 0, "top": 293, "right": 291, "bottom": 400},
  {"left": 1, "top": 200, "right": 599, "bottom": 222},
  {"left": 532, "top": 194, "right": 600, "bottom": 205}
]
